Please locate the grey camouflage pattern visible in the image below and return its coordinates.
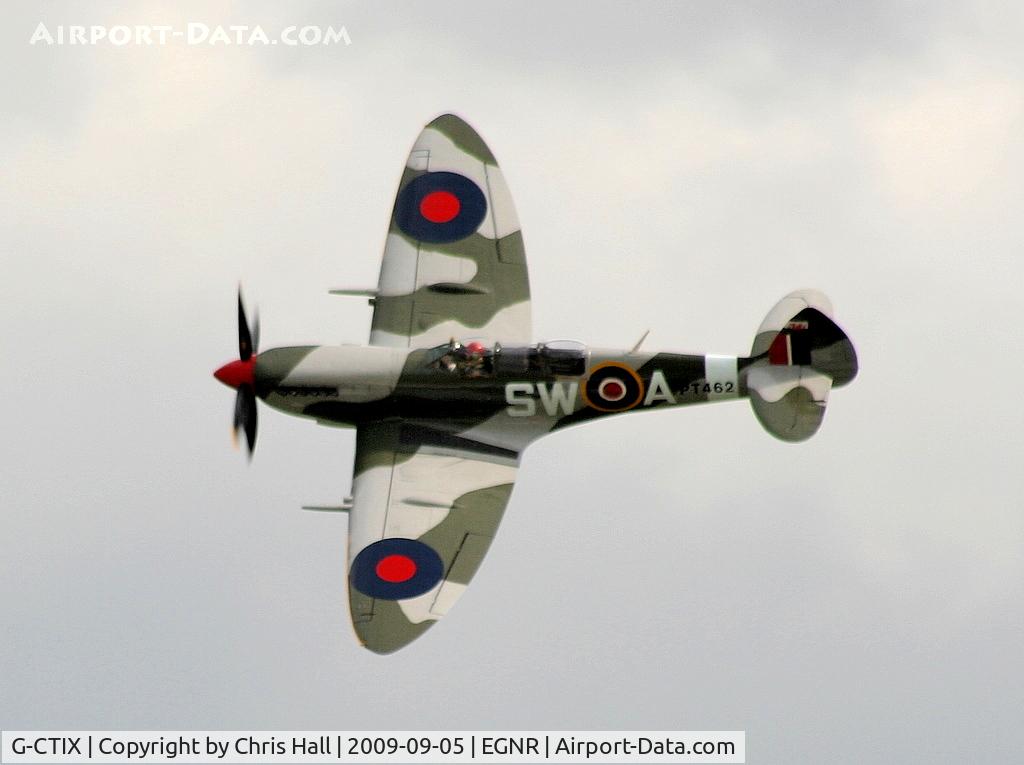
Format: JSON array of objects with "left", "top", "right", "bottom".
[
  {"left": 225, "top": 119, "right": 858, "bottom": 654},
  {"left": 369, "top": 114, "right": 531, "bottom": 350}
]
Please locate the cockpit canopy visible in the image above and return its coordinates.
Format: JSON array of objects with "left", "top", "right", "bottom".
[
  {"left": 533, "top": 340, "right": 587, "bottom": 376},
  {"left": 426, "top": 339, "right": 587, "bottom": 378}
]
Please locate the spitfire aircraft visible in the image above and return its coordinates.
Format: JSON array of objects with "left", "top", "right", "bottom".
[{"left": 214, "top": 114, "right": 858, "bottom": 654}]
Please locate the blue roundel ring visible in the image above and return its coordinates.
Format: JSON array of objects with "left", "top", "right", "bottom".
[
  {"left": 350, "top": 538, "right": 445, "bottom": 600},
  {"left": 394, "top": 171, "right": 488, "bottom": 244}
]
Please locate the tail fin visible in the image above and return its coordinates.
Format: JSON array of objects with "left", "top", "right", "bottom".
[{"left": 746, "top": 290, "right": 857, "bottom": 442}]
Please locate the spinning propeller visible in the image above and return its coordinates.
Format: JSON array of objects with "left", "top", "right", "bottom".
[{"left": 213, "top": 288, "right": 260, "bottom": 456}]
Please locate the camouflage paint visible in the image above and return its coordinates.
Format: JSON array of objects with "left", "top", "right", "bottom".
[{"left": 223, "top": 117, "right": 858, "bottom": 654}]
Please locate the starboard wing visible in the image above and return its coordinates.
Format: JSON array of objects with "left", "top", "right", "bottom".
[
  {"left": 347, "top": 421, "right": 518, "bottom": 653},
  {"left": 369, "top": 114, "right": 531, "bottom": 349}
]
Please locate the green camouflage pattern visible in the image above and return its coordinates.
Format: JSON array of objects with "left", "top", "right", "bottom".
[
  {"left": 222, "top": 118, "right": 859, "bottom": 654},
  {"left": 369, "top": 114, "right": 530, "bottom": 350}
]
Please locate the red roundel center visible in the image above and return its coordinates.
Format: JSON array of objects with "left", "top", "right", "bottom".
[
  {"left": 375, "top": 554, "right": 417, "bottom": 583},
  {"left": 419, "top": 191, "right": 461, "bottom": 223},
  {"left": 599, "top": 379, "right": 626, "bottom": 401}
]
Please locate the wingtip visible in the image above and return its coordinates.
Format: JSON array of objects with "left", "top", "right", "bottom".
[
  {"left": 359, "top": 640, "right": 402, "bottom": 656},
  {"left": 427, "top": 111, "right": 467, "bottom": 127},
  {"left": 421, "top": 113, "right": 496, "bottom": 165},
  {"left": 349, "top": 597, "right": 436, "bottom": 655}
]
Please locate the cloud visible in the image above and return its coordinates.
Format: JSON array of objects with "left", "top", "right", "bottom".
[{"left": 2, "top": 2, "right": 1023, "bottom": 761}]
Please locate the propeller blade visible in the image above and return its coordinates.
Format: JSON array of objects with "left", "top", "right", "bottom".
[
  {"left": 225, "top": 287, "right": 259, "bottom": 458},
  {"left": 233, "top": 386, "right": 245, "bottom": 432},
  {"left": 238, "top": 289, "right": 253, "bottom": 361},
  {"left": 238, "top": 385, "right": 258, "bottom": 457},
  {"left": 251, "top": 308, "right": 260, "bottom": 356}
]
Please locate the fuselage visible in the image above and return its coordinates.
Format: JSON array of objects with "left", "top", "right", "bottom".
[{"left": 252, "top": 341, "right": 751, "bottom": 441}]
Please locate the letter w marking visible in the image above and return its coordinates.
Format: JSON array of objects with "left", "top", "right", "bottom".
[{"left": 536, "top": 382, "right": 577, "bottom": 416}]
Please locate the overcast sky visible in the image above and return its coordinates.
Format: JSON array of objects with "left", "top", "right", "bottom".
[{"left": 2, "top": 2, "right": 1022, "bottom": 762}]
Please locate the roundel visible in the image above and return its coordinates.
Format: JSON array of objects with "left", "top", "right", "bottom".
[
  {"left": 582, "top": 362, "right": 645, "bottom": 412},
  {"left": 350, "top": 538, "right": 445, "bottom": 600},
  {"left": 394, "top": 171, "right": 487, "bottom": 244}
]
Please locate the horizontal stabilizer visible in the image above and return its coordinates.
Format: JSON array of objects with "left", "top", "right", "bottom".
[
  {"left": 748, "top": 367, "right": 831, "bottom": 442},
  {"left": 747, "top": 290, "right": 857, "bottom": 442}
]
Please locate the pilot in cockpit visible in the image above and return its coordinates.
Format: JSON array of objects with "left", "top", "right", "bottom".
[
  {"left": 461, "top": 341, "right": 487, "bottom": 377},
  {"left": 438, "top": 339, "right": 490, "bottom": 377}
]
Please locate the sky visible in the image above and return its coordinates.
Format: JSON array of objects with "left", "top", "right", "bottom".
[{"left": 2, "top": 1, "right": 1023, "bottom": 762}]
